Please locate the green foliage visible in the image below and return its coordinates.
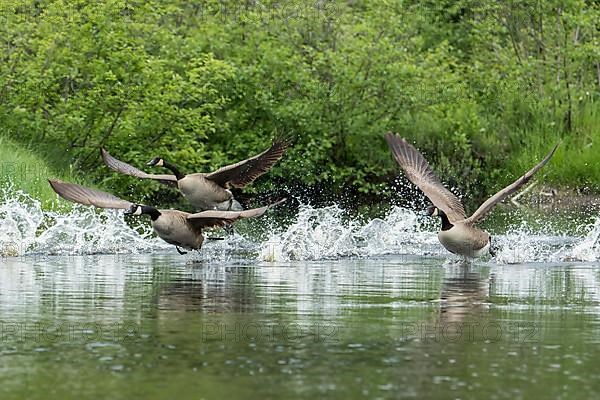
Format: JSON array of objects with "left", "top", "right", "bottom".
[
  {"left": 0, "top": 135, "right": 76, "bottom": 206},
  {"left": 1, "top": 0, "right": 599, "bottom": 208}
]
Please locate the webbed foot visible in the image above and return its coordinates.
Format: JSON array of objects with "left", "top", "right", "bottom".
[{"left": 176, "top": 246, "right": 188, "bottom": 255}]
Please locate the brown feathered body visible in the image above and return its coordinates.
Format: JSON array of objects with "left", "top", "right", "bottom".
[
  {"left": 151, "top": 210, "right": 205, "bottom": 250},
  {"left": 438, "top": 225, "right": 490, "bottom": 258},
  {"left": 177, "top": 174, "right": 234, "bottom": 211}
]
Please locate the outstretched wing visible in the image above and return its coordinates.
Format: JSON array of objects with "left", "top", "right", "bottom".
[
  {"left": 187, "top": 198, "right": 286, "bottom": 228},
  {"left": 48, "top": 179, "right": 132, "bottom": 209},
  {"left": 101, "top": 148, "right": 178, "bottom": 186},
  {"left": 205, "top": 136, "right": 292, "bottom": 188},
  {"left": 463, "top": 143, "right": 559, "bottom": 225},
  {"left": 385, "top": 132, "right": 467, "bottom": 223}
]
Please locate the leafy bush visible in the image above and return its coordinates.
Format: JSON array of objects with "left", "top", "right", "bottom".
[{"left": 1, "top": 0, "right": 599, "bottom": 210}]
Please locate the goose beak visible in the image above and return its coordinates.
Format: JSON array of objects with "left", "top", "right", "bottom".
[{"left": 124, "top": 205, "right": 137, "bottom": 215}]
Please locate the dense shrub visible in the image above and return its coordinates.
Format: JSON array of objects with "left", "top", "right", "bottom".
[{"left": 1, "top": 0, "right": 599, "bottom": 209}]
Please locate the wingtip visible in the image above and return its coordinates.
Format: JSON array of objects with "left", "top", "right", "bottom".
[
  {"left": 384, "top": 132, "right": 409, "bottom": 146},
  {"left": 100, "top": 147, "right": 113, "bottom": 163},
  {"left": 47, "top": 179, "right": 67, "bottom": 198},
  {"left": 48, "top": 178, "right": 61, "bottom": 190},
  {"left": 265, "top": 197, "right": 287, "bottom": 210},
  {"left": 272, "top": 197, "right": 287, "bottom": 207},
  {"left": 273, "top": 133, "right": 295, "bottom": 148},
  {"left": 544, "top": 142, "right": 560, "bottom": 162}
]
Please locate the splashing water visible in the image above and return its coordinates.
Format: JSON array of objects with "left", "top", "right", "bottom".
[
  {"left": 259, "top": 205, "right": 439, "bottom": 261},
  {"left": 0, "top": 184, "right": 168, "bottom": 256},
  {"left": 493, "top": 227, "right": 578, "bottom": 264},
  {"left": 2, "top": 184, "right": 600, "bottom": 263},
  {"left": 259, "top": 204, "right": 600, "bottom": 263},
  {"left": 568, "top": 217, "right": 600, "bottom": 262}
]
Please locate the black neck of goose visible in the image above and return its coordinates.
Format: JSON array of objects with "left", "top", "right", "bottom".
[
  {"left": 438, "top": 210, "right": 453, "bottom": 231},
  {"left": 141, "top": 205, "right": 161, "bottom": 221},
  {"left": 162, "top": 160, "right": 185, "bottom": 180}
]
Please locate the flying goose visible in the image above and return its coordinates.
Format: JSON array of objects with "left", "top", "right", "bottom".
[
  {"left": 101, "top": 137, "right": 291, "bottom": 211},
  {"left": 384, "top": 133, "right": 558, "bottom": 258},
  {"left": 48, "top": 179, "right": 285, "bottom": 254}
]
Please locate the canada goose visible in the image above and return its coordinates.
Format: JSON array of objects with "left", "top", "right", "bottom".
[
  {"left": 384, "top": 133, "right": 558, "bottom": 258},
  {"left": 48, "top": 179, "right": 285, "bottom": 254},
  {"left": 101, "top": 137, "right": 291, "bottom": 211}
]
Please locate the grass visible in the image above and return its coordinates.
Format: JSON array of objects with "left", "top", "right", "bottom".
[
  {"left": 507, "top": 104, "right": 600, "bottom": 193},
  {"left": 0, "top": 135, "right": 77, "bottom": 208}
]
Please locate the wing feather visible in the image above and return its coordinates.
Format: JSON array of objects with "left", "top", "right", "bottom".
[
  {"left": 48, "top": 180, "right": 132, "bottom": 209},
  {"left": 187, "top": 198, "right": 286, "bottom": 228},
  {"left": 463, "top": 143, "right": 559, "bottom": 224},
  {"left": 385, "top": 132, "right": 467, "bottom": 223},
  {"left": 101, "top": 148, "right": 178, "bottom": 186},
  {"left": 205, "top": 136, "right": 292, "bottom": 188}
]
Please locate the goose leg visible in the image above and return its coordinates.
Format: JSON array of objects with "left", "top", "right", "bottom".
[
  {"left": 220, "top": 198, "right": 237, "bottom": 235},
  {"left": 176, "top": 246, "right": 188, "bottom": 255},
  {"left": 489, "top": 237, "right": 497, "bottom": 257}
]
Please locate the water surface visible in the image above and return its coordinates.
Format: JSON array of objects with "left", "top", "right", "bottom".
[
  {"left": 3, "top": 186, "right": 600, "bottom": 398},
  {"left": 2, "top": 255, "right": 600, "bottom": 399}
]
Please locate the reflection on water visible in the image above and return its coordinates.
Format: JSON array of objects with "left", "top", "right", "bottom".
[
  {"left": 439, "top": 266, "right": 490, "bottom": 324},
  {"left": 2, "top": 255, "right": 600, "bottom": 399}
]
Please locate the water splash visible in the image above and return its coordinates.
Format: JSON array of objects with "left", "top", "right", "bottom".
[
  {"left": 493, "top": 228, "right": 577, "bottom": 264},
  {"left": 568, "top": 217, "right": 600, "bottom": 262},
  {"left": 183, "top": 233, "right": 259, "bottom": 265},
  {"left": 259, "top": 204, "right": 438, "bottom": 261},
  {"left": 1, "top": 187, "right": 41, "bottom": 256},
  {"left": 2, "top": 183, "right": 600, "bottom": 263},
  {"left": 1, "top": 184, "right": 167, "bottom": 256},
  {"left": 259, "top": 204, "right": 600, "bottom": 263}
]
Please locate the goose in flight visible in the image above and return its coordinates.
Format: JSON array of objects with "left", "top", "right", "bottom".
[
  {"left": 101, "top": 136, "right": 291, "bottom": 211},
  {"left": 48, "top": 180, "right": 285, "bottom": 254},
  {"left": 385, "top": 133, "right": 558, "bottom": 257}
]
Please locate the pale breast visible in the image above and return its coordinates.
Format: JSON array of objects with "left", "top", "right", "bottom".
[
  {"left": 437, "top": 224, "right": 490, "bottom": 258},
  {"left": 152, "top": 210, "right": 204, "bottom": 250},
  {"left": 178, "top": 174, "right": 232, "bottom": 210}
]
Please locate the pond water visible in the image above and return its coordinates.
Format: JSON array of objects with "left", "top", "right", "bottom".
[
  {"left": 2, "top": 188, "right": 600, "bottom": 398},
  {"left": 2, "top": 255, "right": 600, "bottom": 399}
]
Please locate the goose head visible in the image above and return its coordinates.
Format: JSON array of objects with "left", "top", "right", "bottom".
[
  {"left": 423, "top": 205, "right": 441, "bottom": 217},
  {"left": 125, "top": 204, "right": 144, "bottom": 216},
  {"left": 423, "top": 205, "right": 453, "bottom": 231},
  {"left": 125, "top": 204, "right": 161, "bottom": 220},
  {"left": 147, "top": 157, "right": 165, "bottom": 167}
]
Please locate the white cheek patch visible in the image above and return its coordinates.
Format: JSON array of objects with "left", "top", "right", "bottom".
[
  {"left": 157, "top": 159, "right": 164, "bottom": 167},
  {"left": 133, "top": 207, "right": 143, "bottom": 215},
  {"left": 433, "top": 208, "right": 439, "bottom": 216}
]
